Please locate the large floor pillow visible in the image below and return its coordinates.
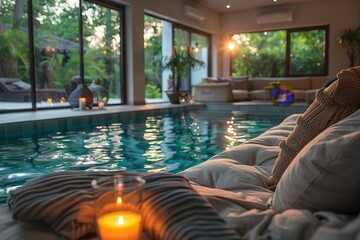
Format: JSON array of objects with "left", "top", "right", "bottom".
[
  {"left": 268, "top": 66, "right": 360, "bottom": 189},
  {"left": 272, "top": 109, "right": 360, "bottom": 214}
]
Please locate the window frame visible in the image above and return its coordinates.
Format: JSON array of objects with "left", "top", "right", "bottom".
[
  {"left": 143, "top": 13, "right": 211, "bottom": 103},
  {"left": 172, "top": 23, "right": 212, "bottom": 80},
  {"left": 0, "top": 0, "right": 126, "bottom": 113},
  {"left": 286, "top": 25, "right": 329, "bottom": 77},
  {"left": 230, "top": 25, "right": 329, "bottom": 77}
]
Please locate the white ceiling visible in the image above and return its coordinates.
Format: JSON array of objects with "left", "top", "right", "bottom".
[{"left": 192, "top": 0, "right": 323, "bottom": 13}]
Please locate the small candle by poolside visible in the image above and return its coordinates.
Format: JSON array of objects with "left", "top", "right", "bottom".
[
  {"left": 98, "top": 101, "right": 105, "bottom": 110},
  {"left": 79, "top": 97, "right": 86, "bottom": 110},
  {"left": 97, "top": 211, "right": 142, "bottom": 240}
]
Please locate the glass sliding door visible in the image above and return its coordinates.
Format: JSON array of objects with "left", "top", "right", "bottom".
[
  {"left": 173, "top": 28, "right": 191, "bottom": 91},
  {"left": 190, "top": 33, "right": 208, "bottom": 88},
  {"left": 82, "top": 2, "right": 124, "bottom": 104},
  {"left": 144, "top": 15, "right": 169, "bottom": 103},
  {"left": 173, "top": 27, "right": 209, "bottom": 92},
  {"left": 144, "top": 17, "right": 209, "bottom": 103},
  {"left": 33, "top": 0, "right": 80, "bottom": 108},
  {"left": 0, "top": 0, "right": 124, "bottom": 112},
  {"left": 0, "top": 0, "right": 32, "bottom": 110}
]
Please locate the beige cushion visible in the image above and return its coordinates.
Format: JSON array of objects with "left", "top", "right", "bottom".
[
  {"left": 268, "top": 66, "right": 360, "bottom": 188},
  {"left": 249, "top": 77, "right": 311, "bottom": 91},
  {"left": 232, "top": 89, "right": 249, "bottom": 101},
  {"left": 272, "top": 109, "right": 360, "bottom": 214},
  {"left": 291, "top": 90, "right": 306, "bottom": 102},
  {"left": 194, "top": 82, "right": 233, "bottom": 102},
  {"left": 249, "top": 90, "right": 270, "bottom": 101},
  {"left": 230, "top": 76, "right": 249, "bottom": 90}
]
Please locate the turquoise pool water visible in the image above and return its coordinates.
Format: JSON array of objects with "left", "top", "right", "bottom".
[{"left": 0, "top": 109, "right": 282, "bottom": 205}]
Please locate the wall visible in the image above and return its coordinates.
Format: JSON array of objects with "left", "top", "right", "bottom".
[{"left": 219, "top": 0, "right": 360, "bottom": 77}]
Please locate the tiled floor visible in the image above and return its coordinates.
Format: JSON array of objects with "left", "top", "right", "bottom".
[{"left": 0, "top": 103, "right": 201, "bottom": 124}]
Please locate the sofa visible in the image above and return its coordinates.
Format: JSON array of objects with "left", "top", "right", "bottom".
[{"left": 194, "top": 75, "right": 334, "bottom": 104}]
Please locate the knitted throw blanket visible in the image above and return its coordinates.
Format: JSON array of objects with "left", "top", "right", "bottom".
[
  {"left": 268, "top": 66, "right": 360, "bottom": 189},
  {"left": 8, "top": 171, "right": 240, "bottom": 240}
]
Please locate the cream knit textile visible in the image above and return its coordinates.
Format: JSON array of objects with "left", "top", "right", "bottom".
[{"left": 268, "top": 66, "right": 360, "bottom": 190}]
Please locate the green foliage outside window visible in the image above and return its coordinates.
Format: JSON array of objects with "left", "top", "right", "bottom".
[
  {"left": 144, "top": 15, "right": 163, "bottom": 99},
  {"left": 290, "top": 29, "right": 326, "bottom": 75},
  {"left": 231, "top": 27, "right": 328, "bottom": 77},
  {"left": 231, "top": 31, "right": 286, "bottom": 77},
  {"left": 145, "top": 83, "right": 162, "bottom": 98},
  {"left": 0, "top": 0, "right": 122, "bottom": 101}
]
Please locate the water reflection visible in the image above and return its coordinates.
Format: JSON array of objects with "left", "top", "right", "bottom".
[{"left": 0, "top": 110, "right": 281, "bottom": 205}]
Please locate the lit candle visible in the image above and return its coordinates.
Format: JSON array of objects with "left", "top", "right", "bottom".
[
  {"left": 97, "top": 211, "right": 142, "bottom": 240},
  {"left": 98, "top": 101, "right": 105, "bottom": 110},
  {"left": 79, "top": 97, "right": 86, "bottom": 110}
]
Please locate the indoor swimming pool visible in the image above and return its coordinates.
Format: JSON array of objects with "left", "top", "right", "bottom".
[{"left": 0, "top": 109, "right": 282, "bottom": 205}]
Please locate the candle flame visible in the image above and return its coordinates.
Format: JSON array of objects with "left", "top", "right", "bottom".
[
  {"left": 118, "top": 216, "right": 124, "bottom": 225},
  {"left": 117, "top": 197, "right": 122, "bottom": 204}
]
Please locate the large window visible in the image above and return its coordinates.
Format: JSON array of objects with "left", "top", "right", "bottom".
[
  {"left": 144, "top": 15, "right": 167, "bottom": 101},
  {"left": 144, "top": 15, "right": 210, "bottom": 103},
  {"left": 0, "top": 0, "right": 32, "bottom": 110},
  {"left": 288, "top": 27, "right": 328, "bottom": 76},
  {"left": 0, "top": 0, "right": 124, "bottom": 112},
  {"left": 173, "top": 26, "right": 209, "bottom": 92},
  {"left": 230, "top": 25, "right": 328, "bottom": 77}
]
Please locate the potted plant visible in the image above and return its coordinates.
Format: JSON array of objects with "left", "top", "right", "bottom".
[
  {"left": 163, "top": 47, "right": 205, "bottom": 104},
  {"left": 338, "top": 26, "right": 360, "bottom": 67}
]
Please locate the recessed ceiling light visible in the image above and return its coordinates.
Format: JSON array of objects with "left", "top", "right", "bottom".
[
  {"left": 273, "top": 0, "right": 277, "bottom": 2},
  {"left": 226, "top": 4, "right": 231, "bottom": 9}
]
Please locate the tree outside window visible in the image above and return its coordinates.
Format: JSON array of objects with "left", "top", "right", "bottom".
[{"left": 230, "top": 26, "right": 328, "bottom": 77}]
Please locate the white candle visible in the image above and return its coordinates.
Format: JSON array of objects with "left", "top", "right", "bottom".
[{"left": 79, "top": 98, "right": 86, "bottom": 110}]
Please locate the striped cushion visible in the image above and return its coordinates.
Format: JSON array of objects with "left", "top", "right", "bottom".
[{"left": 7, "top": 171, "right": 239, "bottom": 240}]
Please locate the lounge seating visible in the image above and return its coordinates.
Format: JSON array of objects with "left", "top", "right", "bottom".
[
  {"left": 0, "top": 78, "right": 68, "bottom": 102},
  {"left": 194, "top": 76, "right": 334, "bottom": 104},
  {"left": 1, "top": 68, "right": 359, "bottom": 239},
  {"left": 180, "top": 107, "right": 360, "bottom": 239},
  {"left": 2, "top": 108, "right": 359, "bottom": 240}
]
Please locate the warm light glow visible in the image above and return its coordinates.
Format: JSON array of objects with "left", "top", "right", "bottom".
[
  {"left": 118, "top": 216, "right": 124, "bottom": 225},
  {"left": 79, "top": 97, "right": 86, "bottom": 110},
  {"left": 226, "top": 4, "right": 230, "bottom": 9},
  {"left": 228, "top": 42, "right": 235, "bottom": 51},
  {"left": 117, "top": 197, "right": 122, "bottom": 204},
  {"left": 97, "top": 211, "right": 142, "bottom": 240},
  {"left": 98, "top": 101, "right": 105, "bottom": 110},
  {"left": 273, "top": 0, "right": 277, "bottom": 2},
  {"left": 47, "top": 98, "right": 53, "bottom": 103}
]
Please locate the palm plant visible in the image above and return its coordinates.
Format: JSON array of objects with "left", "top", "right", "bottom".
[
  {"left": 163, "top": 47, "right": 205, "bottom": 93},
  {"left": 0, "top": 29, "right": 30, "bottom": 79},
  {"left": 338, "top": 26, "right": 360, "bottom": 67}
]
